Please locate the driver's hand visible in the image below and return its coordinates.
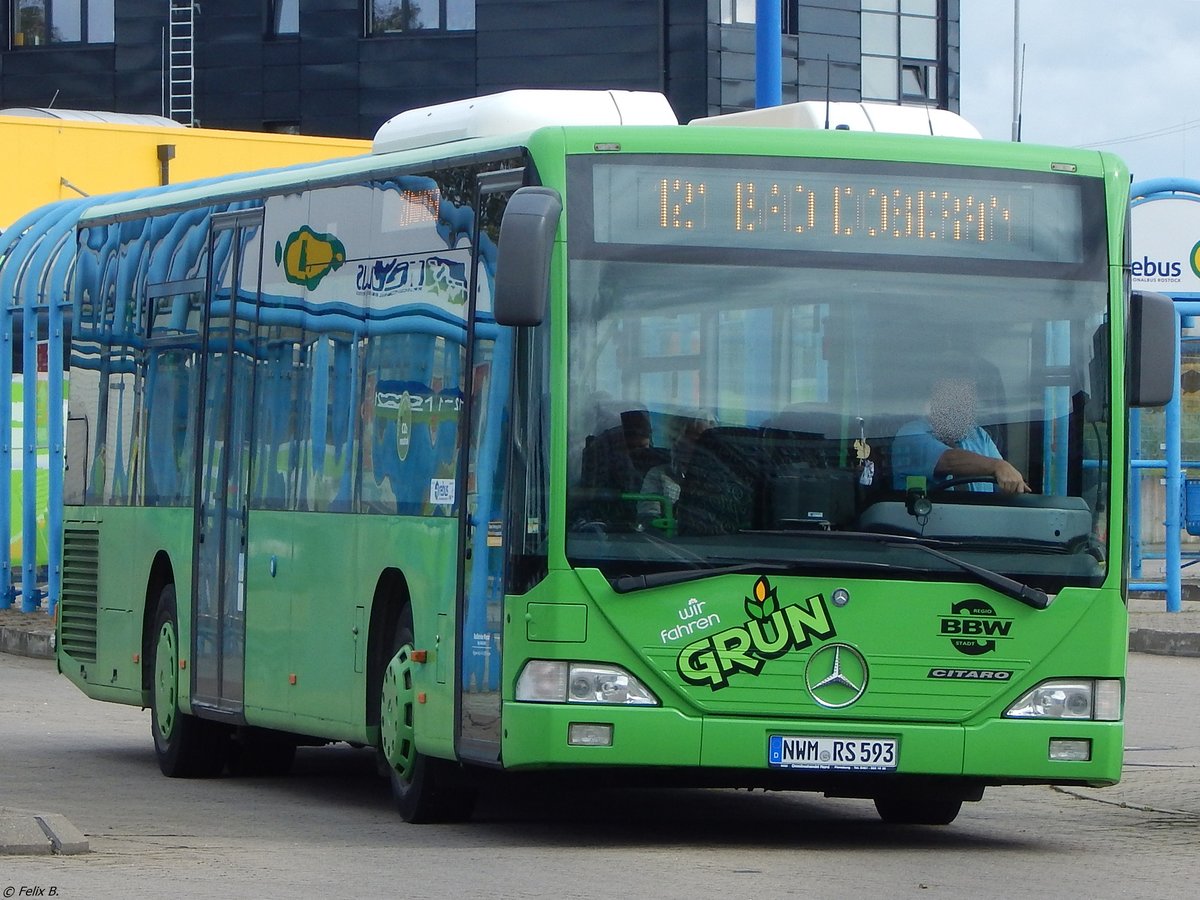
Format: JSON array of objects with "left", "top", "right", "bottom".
[{"left": 993, "top": 459, "right": 1031, "bottom": 494}]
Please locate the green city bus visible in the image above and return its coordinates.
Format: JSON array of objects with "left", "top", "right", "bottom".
[{"left": 56, "top": 90, "right": 1173, "bottom": 825}]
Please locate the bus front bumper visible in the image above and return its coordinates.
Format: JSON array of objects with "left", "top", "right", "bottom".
[{"left": 499, "top": 703, "right": 1123, "bottom": 787}]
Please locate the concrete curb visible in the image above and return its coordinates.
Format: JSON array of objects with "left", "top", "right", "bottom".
[
  {"left": 0, "top": 810, "right": 89, "bottom": 856},
  {"left": 35, "top": 813, "right": 90, "bottom": 855},
  {"left": 1128, "top": 627, "right": 1200, "bottom": 658},
  {"left": 0, "top": 624, "right": 54, "bottom": 660},
  {"left": 0, "top": 816, "right": 51, "bottom": 855}
]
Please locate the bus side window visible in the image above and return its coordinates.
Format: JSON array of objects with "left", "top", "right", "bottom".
[
  {"left": 358, "top": 332, "right": 464, "bottom": 517},
  {"left": 142, "top": 287, "right": 203, "bottom": 507},
  {"left": 86, "top": 223, "right": 141, "bottom": 506}
]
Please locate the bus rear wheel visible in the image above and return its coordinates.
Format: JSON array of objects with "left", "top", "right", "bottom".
[
  {"left": 379, "top": 608, "right": 476, "bottom": 823},
  {"left": 149, "top": 585, "right": 228, "bottom": 778}
]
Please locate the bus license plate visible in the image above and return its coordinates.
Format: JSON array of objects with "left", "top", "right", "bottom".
[{"left": 768, "top": 735, "right": 898, "bottom": 771}]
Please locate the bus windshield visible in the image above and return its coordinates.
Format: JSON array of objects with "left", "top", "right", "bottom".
[{"left": 565, "top": 154, "right": 1111, "bottom": 592}]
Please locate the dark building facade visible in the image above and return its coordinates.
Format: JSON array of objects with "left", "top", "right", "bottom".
[{"left": 0, "top": 1, "right": 960, "bottom": 139}]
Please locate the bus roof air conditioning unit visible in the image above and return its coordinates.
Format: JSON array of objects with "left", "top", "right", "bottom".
[
  {"left": 689, "top": 101, "right": 981, "bottom": 139},
  {"left": 373, "top": 89, "right": 679, "bottom": 154}
]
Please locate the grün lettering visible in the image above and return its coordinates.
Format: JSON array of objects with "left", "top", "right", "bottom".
[
  {"left": 714, "top": 628, "right": 763, "bottom": 679},
  {"left": 781, "top": 594, "right": 836, "bottom": 647},
  {"left": 675, "top": 583, "right": 838, "bottom": 691},
  {"left": 678, "top": 643, "right": 723, "bottom": 688},
  {"left": 744, "top": 609, "right": 791, "bottom": 655}
]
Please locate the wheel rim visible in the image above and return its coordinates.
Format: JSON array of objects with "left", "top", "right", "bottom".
[
  {"left": 154, "top": 620, "right": 178, "bottom": 740},
  {"left": 380, "top": 645, "right": 417, "bottom": 780}
]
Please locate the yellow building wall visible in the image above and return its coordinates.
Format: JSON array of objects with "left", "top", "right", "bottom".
[{"left": 0, "top": 116, "right": 370, "bottom": 229}]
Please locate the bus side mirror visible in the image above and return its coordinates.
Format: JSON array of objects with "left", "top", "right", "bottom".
[
  {"left": 493, "top": 186, "right": 562, "bottom": 327},
  {"left": 1128, "top": 290, "right": 1175, "bottom": 408}
]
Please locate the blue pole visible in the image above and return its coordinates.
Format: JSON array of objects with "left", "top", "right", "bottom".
[
  {"left": 1165, "top": 309, "right": 1182, "bottom": 612},
  {"left": 21, "top": 246, "right": 40, "bottom": 612},
  {"left": 1129, "top": 409, "right": 1143, "bottom": 580},
  {"left": 0, "top": 260, "right": 10, "bottom": 609},
  {"left": 46, "top": 248, "right": 71, "bottom": 616},
  {"left": 755, "top": 0, "right": 782, "bottom": 108}
]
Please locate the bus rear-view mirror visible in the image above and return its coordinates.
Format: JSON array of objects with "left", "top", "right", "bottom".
[
  {"left": 493, "top": 186, "right": 562, "bottom": 327},
  {"left": 1128, "top": 291, "right": 1175, "bottom": 408}
]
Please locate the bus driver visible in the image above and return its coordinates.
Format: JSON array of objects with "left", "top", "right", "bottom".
[{"left": 892, "top": 369, "right": 1030, "bottom": 495}]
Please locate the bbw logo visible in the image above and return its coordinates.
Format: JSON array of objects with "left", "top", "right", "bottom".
[{"left": 939, "top": 599, "right": 1013, "bottom": 656}]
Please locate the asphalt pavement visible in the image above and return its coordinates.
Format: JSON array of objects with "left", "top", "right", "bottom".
[{"left": 2, "top": 582, "right": 1199, "bottom": 856}]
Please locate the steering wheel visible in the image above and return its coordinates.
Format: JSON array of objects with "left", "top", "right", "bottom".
[{"left": 928, "top": 476, "right": 998, "bottom": 492}]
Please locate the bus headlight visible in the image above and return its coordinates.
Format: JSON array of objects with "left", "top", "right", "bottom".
[
  {"left": 1004, "top": 679, "right": 1122, "bottom": 722},
  {"left": 516, "top": 661, "right": 658, "bottom": 706}
]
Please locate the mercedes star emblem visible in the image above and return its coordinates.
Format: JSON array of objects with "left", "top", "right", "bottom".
[{"left": 804, "top": 642, "right": 869, "bottom": 709}]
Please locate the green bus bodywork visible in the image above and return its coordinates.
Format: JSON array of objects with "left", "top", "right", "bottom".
[{"left": 57, "top": 120, "right": 1150, "bottom": 825}]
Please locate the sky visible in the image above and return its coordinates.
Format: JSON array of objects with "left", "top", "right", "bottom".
[{"left": 958, "top": 0, "right": 1200, "bottom": 183}]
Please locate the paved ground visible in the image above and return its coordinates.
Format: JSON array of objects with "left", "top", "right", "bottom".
[
  {"left": 3, "top": 582, "right": 1199, "bottom": 856},
  {"left": 0, "top": 606, "right": 68, "bottom": 855}
]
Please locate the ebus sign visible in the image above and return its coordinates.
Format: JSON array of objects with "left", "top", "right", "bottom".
[{"left": 1131, "top": 197, "right": 1200, "bottom": 292}]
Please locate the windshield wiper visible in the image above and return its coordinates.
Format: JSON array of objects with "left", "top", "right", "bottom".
[
  {"left": 610, "top": 557, "right": 896, "bottom": 594},
  {"left": 894, "top": 539, "right": 1051, "bottom": 610},
  {"left": 801, "top": 530, "right": 1052, "bottom": 610}
]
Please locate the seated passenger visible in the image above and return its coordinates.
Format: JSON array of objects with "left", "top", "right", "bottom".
[
  {"left": 892, "top": 372, "right": 1029, "bottom": 495},
  {"left": 580, "top": 408, "right": 654, "bottom": 494},
  {"left": 638, "top": 411, "right": 713, "bottom": 522}
]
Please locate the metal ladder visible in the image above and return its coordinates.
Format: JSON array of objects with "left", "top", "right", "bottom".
[{"left": 167, "top": 1, "right": 195, "bottom": 126}]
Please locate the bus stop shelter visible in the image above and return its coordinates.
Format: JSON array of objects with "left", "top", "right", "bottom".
[
  {"left": 0, "top": 161, "right": 346, "bottom": 614},
  {"left": 1128, "top": 177, "right": 1200, "bottom": 612}
]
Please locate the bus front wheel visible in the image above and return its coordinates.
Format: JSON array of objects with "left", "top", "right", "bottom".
[
  {"left": 873, "top": 788, "right": 963, "bottom": 826},
  {"left": 379, "top": 608, "right": 476, "bottom": 823},
  {"left": 149, "top": 585, "right": 228, "bottom": 778}
]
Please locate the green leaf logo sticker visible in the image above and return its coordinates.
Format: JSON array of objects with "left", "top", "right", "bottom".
[
  {"left": 745, "top": 575, "right": 779, "bottom": 620},
  {"left": 276, "top": 225, "right": 347, "bottom": 289}
]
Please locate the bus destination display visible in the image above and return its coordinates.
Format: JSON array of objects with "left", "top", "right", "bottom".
[{"left": 591, "top": 161, "right": 1085, "bottom": 263}]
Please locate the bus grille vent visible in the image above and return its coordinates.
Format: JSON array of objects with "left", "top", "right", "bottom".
[{"left": 60, "top": 525, "right": 100, "bottom": 663}]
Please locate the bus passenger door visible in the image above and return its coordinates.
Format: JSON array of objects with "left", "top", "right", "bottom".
[
  {"left": 192, "top": 209, "right": 263, "bottom": 715},
  {"left": 456, "top": 171, "right": 524, "bottom": 763}
]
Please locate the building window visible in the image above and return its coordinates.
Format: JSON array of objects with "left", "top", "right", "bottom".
[
  {"left": 782, "top": 1, "right": 800, "bottom": 35},
  {"left": 11, "top": 0, "right": 114, "bottom": 47},
  {"left": 861, "top": 0, "right": 940, "bottom": 104},
  {"left": 270, "top": 0, "right": 299, "bottom": 36},
  {"left": 719, "top": 2, "right": 802, "bottom": 36},
  {"left": 366, "top": 0, "right": 475, "bottom": 34},
  {"left": 719, "top": 0, "right": 757, "bottom": 24}
]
